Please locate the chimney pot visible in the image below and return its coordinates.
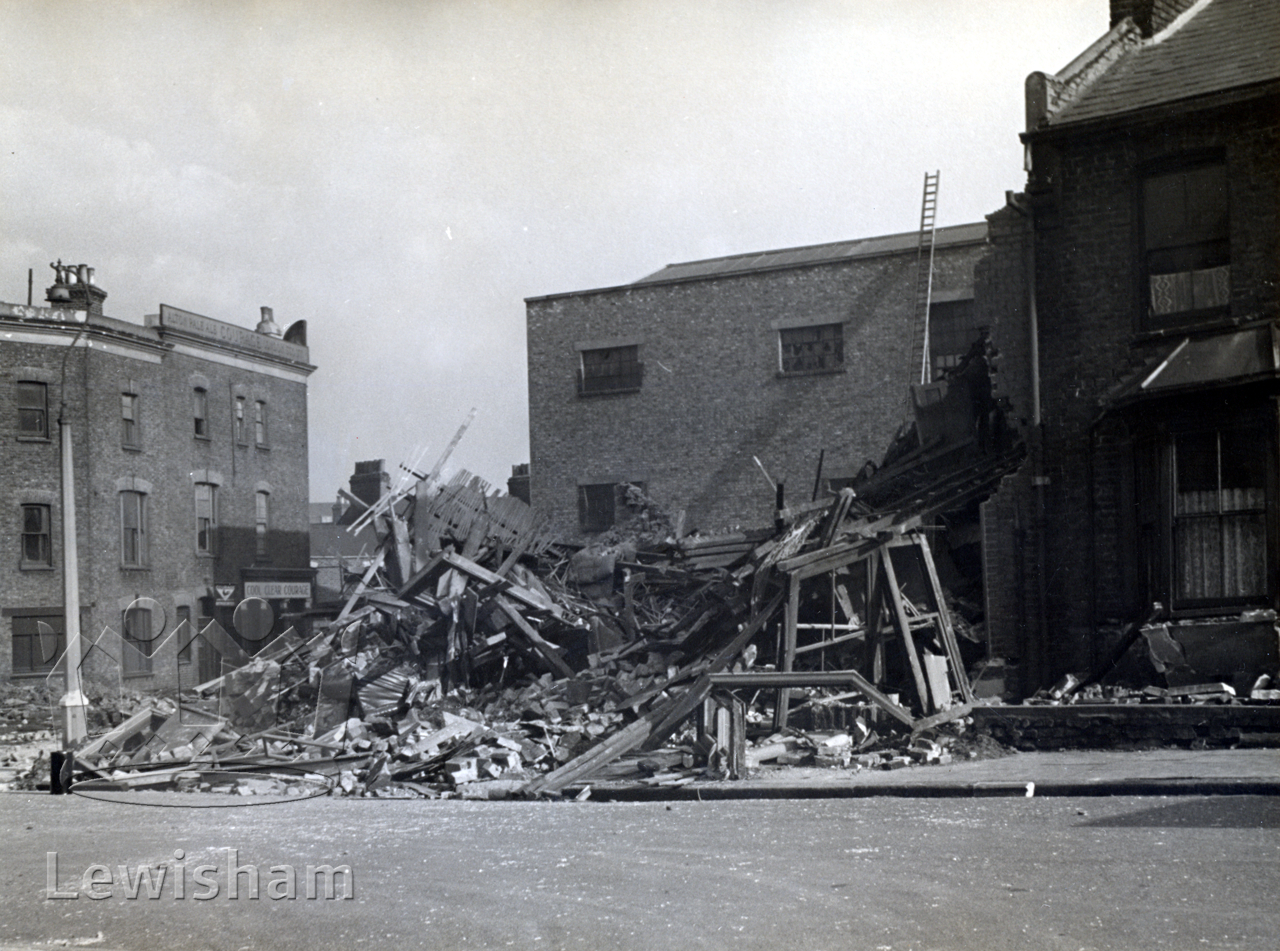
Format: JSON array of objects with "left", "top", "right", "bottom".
[{"left": 255, "top": 305, "right": 282, "bottom": 337}]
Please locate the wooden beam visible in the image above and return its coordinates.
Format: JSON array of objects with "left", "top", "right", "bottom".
[
  {"left": 913, "top": 532, "right": 975, "bottom": 703},
  {"left": 774, "top": 573, "right": 801, "bottom": 731},
  {"left": 337, "top": 545, "right": 387, "bottom": 623},
  {"left": 495, "top": 597, "right": 574, "bottom": 679},
  {"left": 440, "top": 549, "right": 564, "bottom": 620},
  {"left": 879, "top": 546, "right": 931, "bottom": 714},
  {"left": 709, "top": 669, "right": 916, "bottom": 728}
]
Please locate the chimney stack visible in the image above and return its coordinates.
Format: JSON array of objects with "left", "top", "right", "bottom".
[
  {"left": 1110, "top": 0, "right": 1200, "bottom": 37},
  {"left": 45, "top": 260, "right": 107, "bottom": 315},
  {"left": 349, "top": 460, "right": 390, "bottom": 508}
]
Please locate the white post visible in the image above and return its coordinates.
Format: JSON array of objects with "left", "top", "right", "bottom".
[{"left": 59, "top": 418, "right": 88, "bottom": 746}]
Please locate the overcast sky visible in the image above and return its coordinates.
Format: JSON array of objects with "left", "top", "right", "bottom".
[{"left": 1, "top": 0, "right": 1104, "bottom": 502}]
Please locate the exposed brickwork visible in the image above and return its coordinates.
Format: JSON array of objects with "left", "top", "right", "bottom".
[
  {"left": 984, "top": 83, "right": 1279, "bottom": 689},
  {"left": 973, "top": 703, "right": 1280, "bottom": 751},
  {"left": 0, "top": 303, "right": 314, "bottom": 689},
  {"left": 527, "top": 236, "right": 988, "bottom": 541},
  {"left": 1110, "top": 0, "right": 1200, "bottom": 36}
]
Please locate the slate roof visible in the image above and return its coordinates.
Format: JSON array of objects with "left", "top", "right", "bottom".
[
  {"left": 1051, "top": 0, "right": 1280, "bottom": 127},
  {"left": 633, "top": 221, "right": 988, "bottom": 286}
]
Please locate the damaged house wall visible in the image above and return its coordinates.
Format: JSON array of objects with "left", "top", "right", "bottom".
[
  {"left": 982, "top": 0, "right": 1280, "bottom": 693},
  {"left": 525, "top": 225, "right": 990, "bottom": 542}
]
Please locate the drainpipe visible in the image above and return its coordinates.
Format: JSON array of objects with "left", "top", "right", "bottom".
[{"left": 1008, "top": 191, "right": 1048, "bottom": 693}]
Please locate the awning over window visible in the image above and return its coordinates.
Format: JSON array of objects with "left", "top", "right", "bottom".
[{"left": 1106, "top": 322, "right": 1280, "bottom": 408}]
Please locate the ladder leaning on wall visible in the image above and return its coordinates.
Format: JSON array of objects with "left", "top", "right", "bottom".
[{"left": 911, "top": 170, "right": 940, "bottom": 386}]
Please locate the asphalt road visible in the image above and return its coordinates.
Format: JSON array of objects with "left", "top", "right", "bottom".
[{"left": 2, "top": 792, "right": 1277, "bottom": 951}]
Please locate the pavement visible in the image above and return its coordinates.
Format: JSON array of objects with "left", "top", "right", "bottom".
[
  {"left": 581, "top": 747, "right": 1280, "bottom": 801},
  {"left": 5, "top": 727, "right": 1279, "bottom": 802}
]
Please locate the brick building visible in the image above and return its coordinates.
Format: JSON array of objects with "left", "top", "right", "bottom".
[
  {"left": 526, "top": 223, "right": 990, "bottom": 540},
  {"left": 980, "top": 0, "right": 1280, "bottom": 691},
  {"left": 1, "top": 263, "right": 315, "bottom": 689}
]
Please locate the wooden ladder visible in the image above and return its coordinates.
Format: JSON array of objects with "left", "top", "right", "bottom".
[{"left": 911, "top": 171, "right": 940, "bottom": 386}]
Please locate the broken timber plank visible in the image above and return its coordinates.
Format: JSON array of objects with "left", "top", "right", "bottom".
[
  {"left": 495, "top": 596, "right": 574, "bottom": 679},
  {"left": 709, "top": 669, "right": 916, "bottom": 728},
  {"left": 879, "top": 546, "right": 932, "bottom": 714},
  {"left": 440, "top": 549, "right": 564, "bottom": 620},
  {"left": 336, "top": 545, "right": 387, "bottom": 623},
  {"left": 528, "top": 674, "right": 713, "bottom": 794},
  {"left": 615, "top": 590, "right": 787, "bottom": 713},
  {"left": 911, "top": 701, "right": 973, "bottom": 735},
  {"left": 397, "top": 549, "right": 449, "bottom": 603},
  {"left": 913, "top": 532, "right": 975, "bottom": 703}
]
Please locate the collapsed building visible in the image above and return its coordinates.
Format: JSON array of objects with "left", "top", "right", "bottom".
[{"left": 524, "top": 0, "right": 1280, "bottom": 699}]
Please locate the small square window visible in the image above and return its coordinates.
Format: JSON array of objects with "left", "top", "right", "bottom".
[
  {"left": 577, "top": 482, "right": 646, "bottom": 533},
  {"left": 578, "top": 484, "right": 616, "bottom": 533},
  {"left": 20, "top": 504, "right": 52, "bottom": 568},
  {"left": 578, "top": 346, "right": 643, "bottom": 395},
  {"left": 121, "top": 392, "right": 140, "bottom": 448},
  {"left": 11, "top": 615, "right": 65, "bottom": 675},
  {"left": 17, "top": 381, "right": 48, "bottom": 438},
  {"left": 780, "top": 324, "right": 844, "bottom": 374}
]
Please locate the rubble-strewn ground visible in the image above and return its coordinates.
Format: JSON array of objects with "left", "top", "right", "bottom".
[{"left": 10, "top": 427, "right": 1276, "bottom": 801}]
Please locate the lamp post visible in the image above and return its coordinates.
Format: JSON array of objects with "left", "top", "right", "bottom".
[{"left": 59, "top": 411, "right": 88, "bottom": 746}]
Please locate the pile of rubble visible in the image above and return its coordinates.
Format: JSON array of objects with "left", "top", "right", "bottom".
[{"left": 45, "top": 411, "right": 1024, "bottom": 798}]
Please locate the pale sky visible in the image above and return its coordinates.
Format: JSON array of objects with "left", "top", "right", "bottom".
[{"left": 0, "top": 0, "right": 1104, "bottom": 501}]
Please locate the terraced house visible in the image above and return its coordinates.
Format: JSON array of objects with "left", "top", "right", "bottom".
[{"left": 980, "top": 0, "right": 1280, "bottom": 692}]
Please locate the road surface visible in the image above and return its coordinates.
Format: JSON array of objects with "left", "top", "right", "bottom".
[{"left": 2, "top": 792, "right": 1277, "bottom": 950}]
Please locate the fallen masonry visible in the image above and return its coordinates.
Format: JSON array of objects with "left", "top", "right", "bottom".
[{"left": 18, "top": 400, "right": 1280, "bottom": 799}]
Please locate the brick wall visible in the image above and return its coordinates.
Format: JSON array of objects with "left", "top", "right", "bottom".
[
  {"left": 0, "top": 313, "right": 312, "bottom": 689},
  {"left": 527, "top": 238, "right": 988, "bottom": 541},
  {"left": 990, "top": 93, "right": 1280, "bottom": 689}
]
